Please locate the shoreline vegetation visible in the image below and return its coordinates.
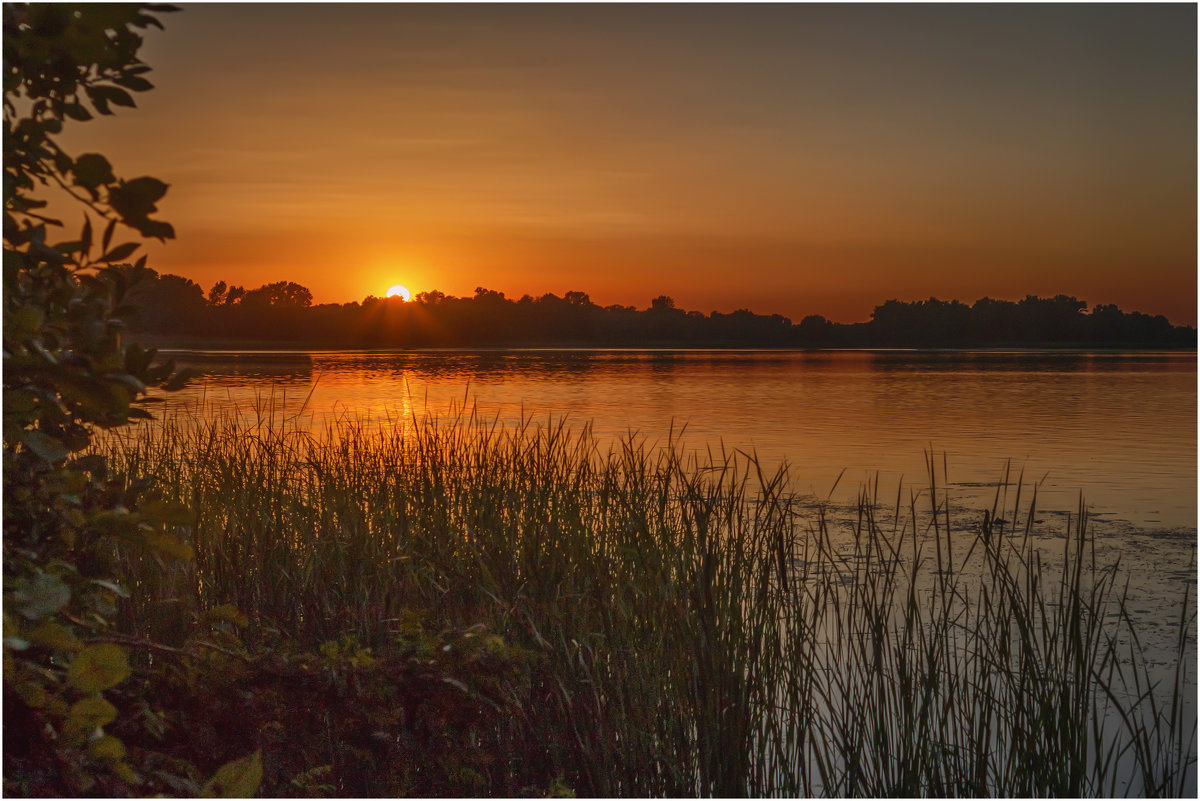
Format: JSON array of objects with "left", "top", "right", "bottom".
[
  {"left": 123, "top": 270, "right": 1197, "bottom": 351},
  {"left": 68, "top": 407, "right": 1194, "bottom": 797}
]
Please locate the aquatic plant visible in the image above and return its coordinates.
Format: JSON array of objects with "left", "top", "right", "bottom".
[{"left": 99, "top": 402, "right": 1196, "bottom": 796}]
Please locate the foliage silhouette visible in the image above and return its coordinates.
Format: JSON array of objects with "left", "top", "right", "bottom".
[
  {"left": 2, "top": 4, "right": 264, "bottom": 795},
  {"left": 124, "top": 270, "right": 1196, "bottom": 350}
]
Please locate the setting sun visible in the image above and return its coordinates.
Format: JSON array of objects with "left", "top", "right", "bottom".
[{"left": 386, "top": 284, "right": 411, "bottom": 301}]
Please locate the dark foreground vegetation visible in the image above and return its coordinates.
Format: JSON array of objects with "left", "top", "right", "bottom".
[
  {"left": 81, "top": 409, "right": 1200, "bottom": 796},
  {"left": 129, "top": 271, "right": 1198, "bottom": 350},
  {"left": 4, "top": 4, "right": 1196, "bottom": 798}
]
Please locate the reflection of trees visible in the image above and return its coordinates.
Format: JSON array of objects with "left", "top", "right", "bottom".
[
  {"left": 868, "top": 351, "right": 1094, "bottom": 374},
  {"left": 123, "top": 272, "right": 1196, "bottom": 350},
  {"left": 171, "top": 352, "right": 314, "bottom": 384}
]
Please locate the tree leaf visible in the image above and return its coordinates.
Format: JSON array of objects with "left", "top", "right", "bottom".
[
  {"left": 21, "top": 430, "right": 69, "bottom": 462},
  {"left": 68, "top": 696, "right": 118, "bottom": 729},
  {"left": 121, "top": 176, "right": 169, "bottom": 204},
  {"left": 135, "top": 218, "right": 175, "bottom": 240},
  {"left": 73, "top": 153, "right": 115, "bottom": 189},
  {"left": 101, "top": 242, "right": 140, "bottom": 263},
  {"left": 17, "top": 572, "right": 72, "bottom": 620},
  {"left": 88, "top": 734, "right": 127, "bottom": 761},
  {"left": 63, "top": 103, "right": 92, "bottom": 121},
  {"left": 116, "top": 74, "right": 154, "bottom": 92},
  {"left": 13, "top": 680, "right": 46, "bottom": 707},
  {"left": 98, "top": 85, "right": 137, "bottom": 108},
  {"left": 112, "top": 760, "right": 138, "bottom": 785},
  {"left": 28, "top": 620, "right": 82, "bottom": 651},
  {"left": 102, "top": 218, "right": 117, "bottom": 254},
  {"left": 67, "top": 644, "right": 131, "bottom": 692},
  {"left": 202, "top": 751, "right": 263, "bottom": 798}
]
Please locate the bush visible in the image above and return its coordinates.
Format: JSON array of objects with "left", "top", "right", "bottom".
[{"left": 1, "top": 4, "right": 251, "bottom": 794}]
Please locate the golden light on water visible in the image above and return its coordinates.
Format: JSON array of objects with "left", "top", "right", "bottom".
[{"left": 386, "top": 284, "right": 411, "bottom": 301}]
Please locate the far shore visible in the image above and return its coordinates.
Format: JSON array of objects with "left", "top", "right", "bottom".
[{"left": 133, "top": 332, "right": 1199, "bottom": 354}]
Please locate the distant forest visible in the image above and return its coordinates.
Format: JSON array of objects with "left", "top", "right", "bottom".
[{"left": 121, "top": 268, "right": 1196, "bottom": 349}]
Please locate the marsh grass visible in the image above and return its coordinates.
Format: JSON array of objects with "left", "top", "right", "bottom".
[{"left": 100, "top": 399, "right": 1196, "bottom": 796}]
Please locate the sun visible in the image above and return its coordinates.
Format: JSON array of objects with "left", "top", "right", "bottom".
[{"left": 386, "top": 284, "right": 411, "bottom": 301}]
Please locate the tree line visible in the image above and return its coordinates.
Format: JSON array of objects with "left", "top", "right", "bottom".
[{"left": 122, "top": 267, "right": 1196, "bottom": 349}]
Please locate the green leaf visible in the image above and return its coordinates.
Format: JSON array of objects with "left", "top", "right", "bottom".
[
  {"left": 17, "top": 572, "right": 72, "bottom": 620},
  {"left": 68, "top": 696, "right": 118, "bottom": 730},
  {"left": 112, "top": 760, "right": 138, "bottom": 785},
  {"left": 7, "top": 307, "right": 44, "bottom": 336},
  {"left": 88, "top": 734, "right": 127, "bottom": 761},
  {"left": 13, "top": 680, "right": 47, "bottom": 708},
  {"left": 21, "top": 430, "right": 69, "bottom": 462},
  {"left": 202, "top": 751, "right": 263, "bottom": 798},
  {"left": 28, "top": 620, "right": 82, "bottom": 651},
  {"left": 67, "top": 644, "right": 131, "bottom": 692}
]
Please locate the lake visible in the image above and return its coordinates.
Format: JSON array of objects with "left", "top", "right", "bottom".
[
  {"left": 146, "top": 346, "right": 1196, "bottom": 793},
  {"left": 158, "top": 348, "right": 1196, "bottom": 534}
]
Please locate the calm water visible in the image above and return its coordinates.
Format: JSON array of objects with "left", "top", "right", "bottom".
[
  {"left": 160, "top": 349, "right": 1196, "bottom": 533},
  {"left": 152, "top": 347, "right": 1195, "bottom": 790}
]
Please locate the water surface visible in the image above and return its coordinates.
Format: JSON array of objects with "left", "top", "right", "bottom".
[{"left": 161, "top": 349, "right": 1196, "bottom": 533}]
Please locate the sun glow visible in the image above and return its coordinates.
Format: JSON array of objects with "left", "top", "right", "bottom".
[{"left": 386, "top": 284, "right": 411, "bottom": 301}]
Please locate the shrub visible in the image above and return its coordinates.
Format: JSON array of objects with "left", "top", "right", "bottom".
[{"left": 1, "top": 4, "right": 254, "bottom": 794}]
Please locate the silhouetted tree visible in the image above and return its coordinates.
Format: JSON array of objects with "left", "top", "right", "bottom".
[
  {"left": 242, "top": 280, "right": 313, "bottom": 308},
  {"left": 651, "top": 295, "right": 676, "bottom": 311},
  {"left": 126, "top": 269, "right": 206, "bottom": 333},
  {"left": 122, "top": 283, "right": 1196, "bottom": 350}
]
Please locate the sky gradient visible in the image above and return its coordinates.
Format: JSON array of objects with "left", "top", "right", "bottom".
[{"left": 57, "top": 3, "right": 1197, "bottom": 324}]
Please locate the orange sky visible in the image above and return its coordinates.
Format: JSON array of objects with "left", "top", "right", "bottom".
[{"left": 54, "top": 4, "right": 1197, "bottom": 324}]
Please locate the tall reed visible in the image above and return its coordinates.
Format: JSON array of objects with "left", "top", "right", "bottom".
[{"left": 99, "top": 401, "right": 1196, "bottom": 796}]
